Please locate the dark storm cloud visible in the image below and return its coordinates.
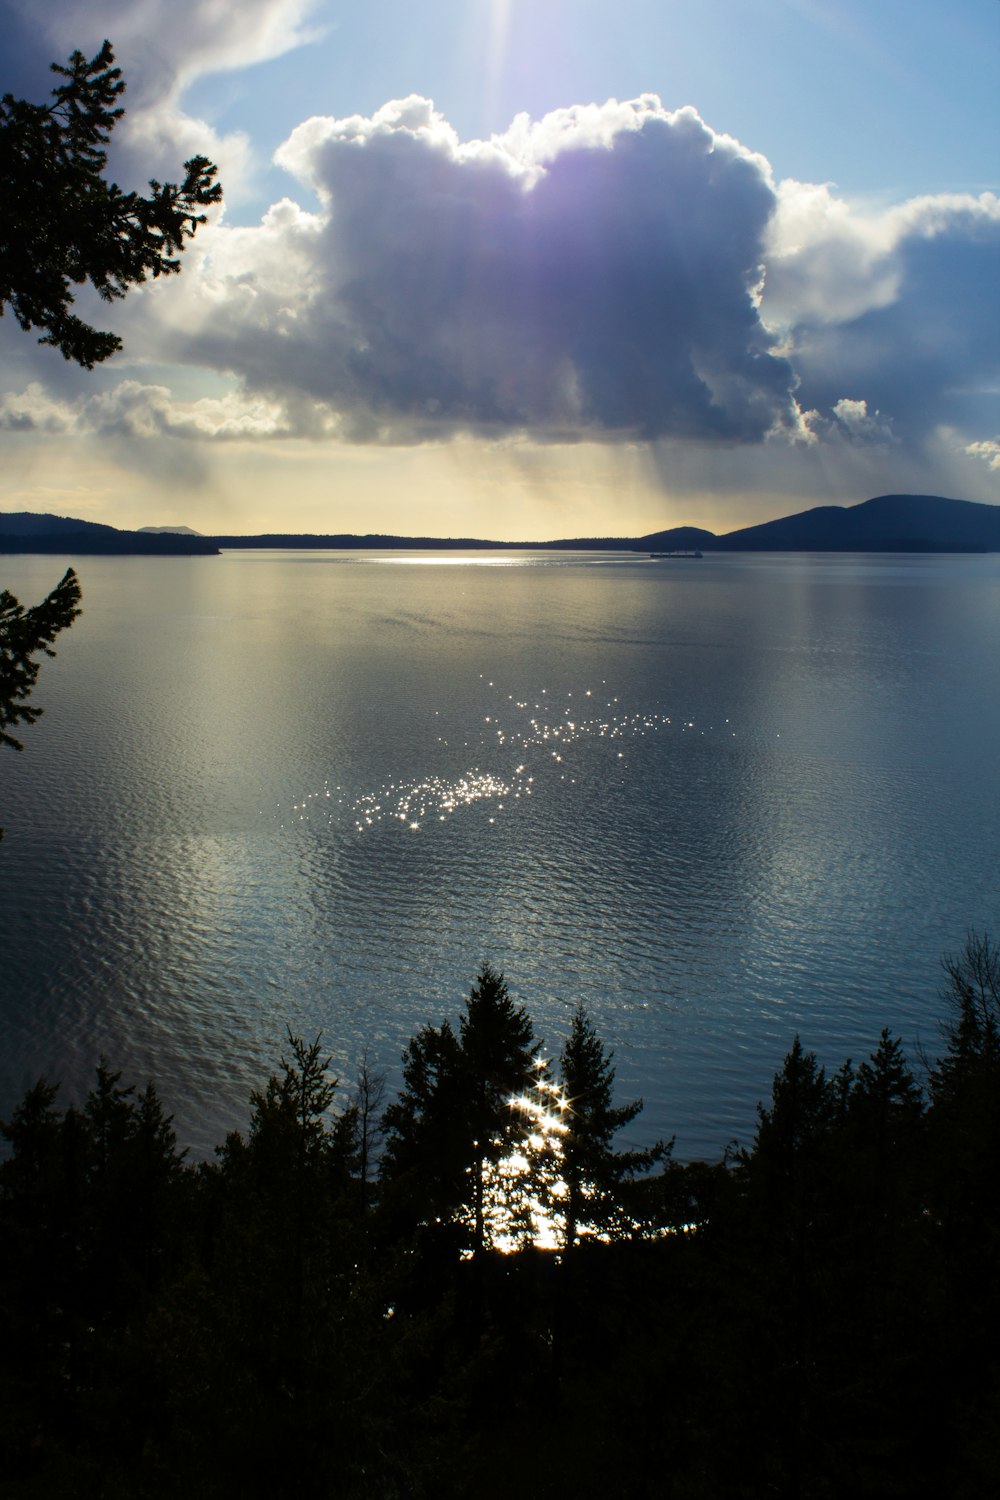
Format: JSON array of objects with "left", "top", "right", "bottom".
[{"left": 179, "top": 97, "right": 804, "bottom": 444}]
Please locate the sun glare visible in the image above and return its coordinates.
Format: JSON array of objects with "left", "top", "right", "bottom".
[
  {"left": 379, "top": 555, "right": 528, "bottom": 566},
  {"left": 481, "top": 0, "right": 514, "bottom": 129},
  {"left": 474, "top": 1062, "right": 573, "bottom": 1254}
]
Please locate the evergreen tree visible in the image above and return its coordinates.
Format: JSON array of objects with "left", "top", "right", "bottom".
[
  {"left": 352, "top": 1046, "right": 386, "bottom": 1214},
  {"left": 737, "top": 1039, "right": 842, "bottom": 1492},
  {"left": 557, "top": 1006, "right": 666, "bottom": 1249},
  {"left": 929, "top": 930, "right": 1000, "bottom": 1108},
  {"left": 1, "top": 42, "right": 220, "bottom": 366},
  {"left": 0, "top": 1079, "right": 74, "bottom": 1325},
  {"left": 748, "top": 1035, "right": 837, "bottom": 1195},
  {"left": 0, "top": 1065, "right": 193, "bottom": 1484},
  {"left": 927, "top": 931, "right": 1000, "bottom": 1239},
  {"left": 0, "top": 1077, "right": 63, "bottom": 1205},
  {"left": 843, "top": 1029, "right": 925, "bottom": 1244},
  {"left": 220, "top": 1030, "right": 359, "bottom": 1288},
  {"left": 379, "top": 1015, "right": 465, "bottom": 1245},
  {"left": 196, "top": 1037, "right": 358, "bottom": 1480},
  {"left": 851, "top": 1029, "right": 923, "bottom": 1146},
  {"left": 381, "top": 964, "right": 541, "bottom": 1255},
  {"left": 926, "top": 929, "right": 1000, "bottom": 1395},
  {"left": 459, "top": 964, "right": 541, "bottom": 1254},
  {"left": 78, "top": 1062, "right": 189, "bottom": 1322},
  {"left": 0, "top": 1081, "right": 80, "bottom": 1479},
  {"left": 1, "top": 566, "right": 82, "bottom": 831},
  {"left": 246, "top": 1029, "right": 340, "bottom": 1174}
]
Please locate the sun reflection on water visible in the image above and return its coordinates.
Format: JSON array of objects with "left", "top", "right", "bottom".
[
  {"left": 378, "top": 555, "right": 531, "bottom": 566},
  {"left": 278, "top": 677, "right": 738, "bottom": 837}
]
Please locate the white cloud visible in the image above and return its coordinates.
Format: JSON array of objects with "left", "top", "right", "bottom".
[
  {"left": 763, "top": 179, "right": 901, "bottom": 326},
  {"left": 765, "top": 183, "right": 1000, "bottom": 334},
  {"left": 967, "top": 438, "right": 1000, "bottom": 472},
  {"left": 17, "top": 0, "right": 324, "bottom": 101},
  {"left": 0, "top": 383, "right": 77, "bottom": 434},
  {"left": 825, "top": 396, "right": 895, "bottom": 445}
]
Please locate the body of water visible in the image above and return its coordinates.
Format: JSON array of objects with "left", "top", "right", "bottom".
[{"left": 1, "top": 548, "right": 998, "bottom": 1159}]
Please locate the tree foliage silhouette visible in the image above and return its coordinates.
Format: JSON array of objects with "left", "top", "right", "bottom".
[
  {"left": 352, "top": 1047, "right": 386, "bottom": 1214},
  {"left": 926, "top": 929, "right": 1000, "bottom": 1343},
  {"left": 558, "top": 1005, "right": 666, "bottom": 1248},
  {"left": 381, "top": 964, "right": 540, "bottom": 1255},
  {"left": 2, "top": 947, "right": 999, "bottom": 1497},
  {"left": 930, "top": 929, "right": 1000, "bottom": 1104},
  {"left": 0, "top": 566, "right": 81, "bottom": 838},
  {"left": 1, "top": 40, "right": 220, "bottom": 366},
  {"left": 0, "top": 567, "right": 81, "bottom": 752}
]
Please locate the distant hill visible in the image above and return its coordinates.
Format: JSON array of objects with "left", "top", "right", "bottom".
[
  {"left": 137, "top": 525, "right": 203, "bottom": 537},
  {"left": 207, "top": 496, "right": 998, "bottom": 554},
  {"left": 713, "top": 494, "right": 1000, "bottom": 552},
  {"left": 204, "top": 532, "right": 642, "bottom": 550},
  {"left": 0, "top": 512, "right": 122, "bottom": 539},
  {"left": 3, "top": 495, "right": 998, "bottom": 556},
  {"left": 208, "top": 532, "right": 527, "bottom": 550},
  {"left": 0, "top": 512, "right": 219, "bottom": 555},
  {"left": 636, "top": 526, "right": 718, "bottom": 553},
  {"left": 627, "top": 496, "right": 999, "bottom": 554}
]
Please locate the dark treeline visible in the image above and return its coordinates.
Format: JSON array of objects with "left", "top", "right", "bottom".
[{"left": 2, "top": 944, "right": 999, "bottom": 1498}]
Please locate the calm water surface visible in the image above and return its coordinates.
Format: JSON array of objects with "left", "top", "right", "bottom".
[{"left": 2, "top": 549, "right": 998, "bottom": 1158}]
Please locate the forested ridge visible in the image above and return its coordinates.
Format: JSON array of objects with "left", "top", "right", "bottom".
[{"left": 2, "top": 945, "right": 999, "bottom": 1499}]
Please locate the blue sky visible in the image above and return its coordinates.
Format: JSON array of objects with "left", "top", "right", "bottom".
[{"left": 1, "top": 0, "right": 998, "bottom": 538}]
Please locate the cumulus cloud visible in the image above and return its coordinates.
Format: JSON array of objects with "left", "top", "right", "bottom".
[
  {"left": 81, "top": 382, "right": 293, "bottom": 440},
  {"left": 165, "top": 94, "right": 804, "bottom": 444},
  {"left": 763, "top": 179, "right": 901, "bottom": 327},
  {"left": 776, "top": 191, "right": 1000, "bottom": 448},
  {"left": 0, "top": 383, "right": 77, "bottom": 434},
  {"left": 2, "top": 5, "right": 996, "bottom": 498},
  {"left": 831, "top": 397, "right": 894, "bottom": 442},
  {"left": 0, "top": 380, "right": 290, "bottom": 441},
  {"left": 967, "top": 439, "right": 1000, "bottom": 472},
  {"left": 801, "top": 396, "right": 896, "bottom": 447},
  {"left": 121, "top": 92, "right": 996, "bottom": 473}
]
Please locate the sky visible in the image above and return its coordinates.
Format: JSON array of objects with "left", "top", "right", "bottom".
[{"left": 1, "top": 0, "right": 998, "bottom": 540}]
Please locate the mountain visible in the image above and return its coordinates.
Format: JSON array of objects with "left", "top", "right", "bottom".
[
  {"left": 206, "top": 495, "right": 998, "bottom": 554},
  {"left": 137, "top": 525, "right": 203, "bottom": 537},
  {"left": 0, "top": 511, "right": 122, "bottom": 538},
  {"left": 3, "top": 495, "right": 997, "bottom": 556},
  {"left": 0, "top": 512, "right": 219, "bottom": 555},
  {"left": 636, "top": 526, "right": 718, "bottom": 552},
  {"left": 713, "top": 494, "right": 1000, "bottom": 552},
  {"left": 205, "top": 530, "right": 659, "bottom": 550},
  {"left": 632, "top": 495, "right": 1000, "bottom": 554}
]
